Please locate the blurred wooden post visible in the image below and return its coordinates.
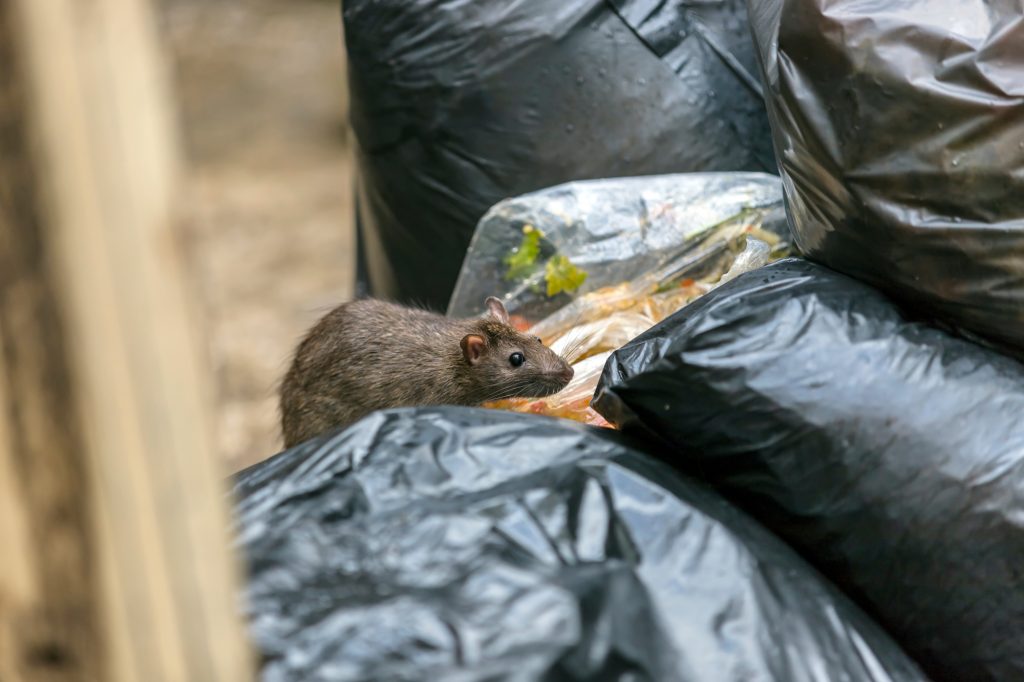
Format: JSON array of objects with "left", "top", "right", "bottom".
[{"left": 0, "top": 0, "right": 253, "bottom": 680}]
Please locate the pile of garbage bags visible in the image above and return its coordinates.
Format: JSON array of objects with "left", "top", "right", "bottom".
[{"left": 232, "top": 0, "right": 1024, "bottom": 679}]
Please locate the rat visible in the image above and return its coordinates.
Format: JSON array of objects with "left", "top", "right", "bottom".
[{"left": 279, "top": 296, "right": 574, "bottom": 447}]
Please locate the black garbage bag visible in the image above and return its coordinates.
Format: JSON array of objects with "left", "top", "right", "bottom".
[
  {"left": 748, "top": 0, "right": 1024, "bottom": 351},
  {"left": 593, "top": 258, "right": 1024, "bottom": 681},
  {"left": 234, "top": 407, "right": 925, "bottom": 682},
  {"left": 343, "top": 0, "right": 775, "bottom": 310}
]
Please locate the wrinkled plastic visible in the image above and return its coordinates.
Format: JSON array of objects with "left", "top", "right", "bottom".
[
  {"left": 343, "top": 0, "right": 776, "bottom": 309},
  {"left": 449, "top": 173, "right": 785, "bottom": 320},
  {"left": 749, "top": 0, "right": 1024, "bottom": 351},
  {"left": 594, "top": 258, "right": 1024, "bottom": 682},
  {"left": 234, "top": 407, "right": 925, "bottom": 682},
  {"left": 717, "top": 235, "right": 771, "bottom": 285}
]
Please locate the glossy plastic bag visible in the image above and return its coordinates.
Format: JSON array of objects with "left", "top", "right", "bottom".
[
  {"left": 594, "top": 258, "right": 1024, "bottom": 681},
  {"left": 234, "top": 407, "right": 924, "bottom": 682},
  {"left": 343, "top": 0, "right": 776, "bottom": 310},
  {"left": 749, "top": 0, "right": 1024, "bottom": 351},
  {"left": 448, "top": 173, "right": 786, "bottom": 319}
]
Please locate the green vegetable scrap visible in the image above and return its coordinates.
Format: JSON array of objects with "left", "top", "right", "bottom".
[
  {"left": 504, "top": 225, "right": 542, "bottom": 281},
  {"left": 503, "top": 224, "right": 588, "bottom": 297},
  {"left": 545, "top": 255, "right": 588, "bottom": 297}
]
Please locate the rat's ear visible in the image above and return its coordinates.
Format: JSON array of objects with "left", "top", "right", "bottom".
[
  {"left": 461, "top": 334, "right": 486, "bottom": 365},
  {"left": 485, "top": 296, "right": 509, "bottom": 324}
]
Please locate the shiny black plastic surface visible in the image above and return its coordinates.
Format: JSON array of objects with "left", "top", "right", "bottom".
[
  {"left": 343, "top": 0, "right": 775, "bottom": 309},
  {"left": 235, "top": 407, "right": 923, "bottom": 681},
  {"left": 749, "top": 0, "right": 1024, "bottom": 351},
  {"left": 595, "top": 258, "right": 1024, "bottom": 681}
]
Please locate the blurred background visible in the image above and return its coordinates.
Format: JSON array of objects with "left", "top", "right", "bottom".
[{"left": 158, "top": 0, "right": 354, "bottom": 472}]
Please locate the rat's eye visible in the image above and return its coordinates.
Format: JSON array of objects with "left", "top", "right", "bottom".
[{"left": 509, "top": 352, "right": 525, "bottom": 367}]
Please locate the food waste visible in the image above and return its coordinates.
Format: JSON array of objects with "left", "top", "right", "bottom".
[{"left": 485, "top": 221, "right": 786, "bottom": 427}]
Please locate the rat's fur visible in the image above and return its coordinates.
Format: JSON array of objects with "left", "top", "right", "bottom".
[{"left": 280, "top": 298, "right": 573, "bottom": 447}]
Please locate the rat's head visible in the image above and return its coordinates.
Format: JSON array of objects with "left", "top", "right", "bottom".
[{"left": 460, "top": 297, "right": 574, "bottom": 402}]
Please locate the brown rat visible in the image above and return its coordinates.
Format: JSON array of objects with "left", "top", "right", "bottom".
[{"left": 279, "top": 296, "right": 574, "bottom": 447}]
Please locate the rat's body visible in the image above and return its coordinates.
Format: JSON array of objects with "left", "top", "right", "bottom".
[{"left": 280, "top": 297, "right": 573, "bottom": 447}]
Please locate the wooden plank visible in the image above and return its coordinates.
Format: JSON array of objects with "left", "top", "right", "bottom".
[
  {"left": 0, "top": 0, "right": 255, "bottom": 678},
  {"left": 0, "top": 6, "right": 103, "bottom": 678}
]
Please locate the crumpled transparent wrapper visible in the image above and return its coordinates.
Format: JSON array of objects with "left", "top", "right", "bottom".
[
  {"left": 449, "top": 173, "right": 784, "bottom": 319},
  {"left": 450, "top": 173, "right": 790, "bottom": 425}
]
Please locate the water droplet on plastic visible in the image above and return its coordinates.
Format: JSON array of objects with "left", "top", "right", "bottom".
[
  {"left": 953, "top": 216, "right": 962, "bottom": 223},
  {"left": 937, "top": 122, "right": 944, "bottom": 130},
  {"left": 576, "top": 75, "right": 584, "bottom": 86},
  {"left": 565, "top": 124, "right": 575, "bottom": 133},
  {"left": 637, "top": 77, "right": 647, "bottom": 85},
  {"left": 952, "top": 157, "right": 960, "bottom": 167},
  {"left": 598, "top": 68, "right": 607, "bottom": 77}
]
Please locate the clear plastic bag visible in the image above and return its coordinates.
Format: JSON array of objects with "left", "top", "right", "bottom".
[
  {"left": 449, "top": 173, "right": 785, "bottom": 319},
  {"left": 448, "top": 173, "right": 789, "bottom": 425}
]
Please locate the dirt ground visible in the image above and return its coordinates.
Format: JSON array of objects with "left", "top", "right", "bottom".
[{"left": 157, "top": 0, "right": 354, "bottom": 472}]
